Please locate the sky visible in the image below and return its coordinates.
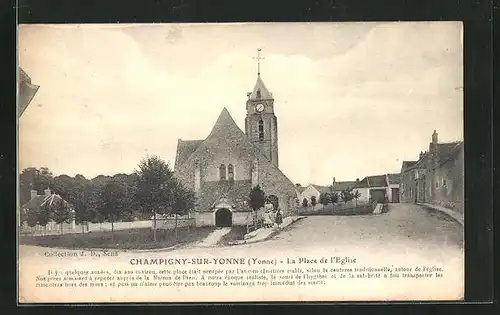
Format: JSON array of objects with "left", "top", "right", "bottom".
[{"left": 18, "top": 22, "right": 463, "bottom": 186}]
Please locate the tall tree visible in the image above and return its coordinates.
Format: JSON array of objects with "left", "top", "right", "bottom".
[
  {"left": 19, "top": 167, "right": 54, "bottom": 205},
  {"left": 330, "top": 192, "right": 339, "bottom": 204},
  {"left": 96, "top": 178, "right": 130, "bottom": 235},
  {"left": 249, "top": 185, "right": 266, "bottom": 211},
  {"left": 37, "top": 202, "right": 52, "bottom": 233},
  {"left": 319, "top": 193, "right": 331, "bottom": 206},
  {"left": 52, "top": 200, "right": 72, "bottom": 234},
  {"left": 170, "top": 179, "right": 196, "bottom": 241},
  {"left": 134, "top": 156, "right": 176, "bottom": 242},
  {"left": 310, "top": 195, "right": 317, "bottom": 208},
  {"left": 249, "top": 185, "right": 266, "bottom": 226},
  {"left": 341, "top": 190, "right": 353, "bottom": 204},
  {"left": 25, "top": 209, "right": 38, "bottom": 228},
  {"left": 352, "top": 190, "right": 362, "bottom": 206}
]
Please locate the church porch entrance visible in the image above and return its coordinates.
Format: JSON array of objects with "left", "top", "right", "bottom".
[{"left": 215, "top": 208, "right": 232, "bottom": 227}]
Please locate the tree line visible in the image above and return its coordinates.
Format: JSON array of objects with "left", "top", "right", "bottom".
[
  {"left": 302, "top": 189, "right": 362, "bottom": 208},
  {"left": 20, "top": 156, "right": 195, "bottom": 241}
]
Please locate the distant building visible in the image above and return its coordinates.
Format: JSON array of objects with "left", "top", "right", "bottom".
[
  {"left": 331, "top": 178, "right": 357, "bottom": 195},
  {"left": 354, "top": 175, "right": 389, "bottom": 203},
  {"left": 299, "top": 184, "right": 331, "bottom": 204},
  {"left": 399, "top": 130, "right": 464, "bottom": 213},
  {"left": 22, "top": 188, "right": 74, "bottom": 213},
  {"left": 300, "top": 174, "right": 401, "bottom": 205},
  {"left": 21, "top": 188, "right": 76, "bottom": 229}
]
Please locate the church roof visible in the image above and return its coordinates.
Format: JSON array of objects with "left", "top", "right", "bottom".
[
  {"left": 174, "top": 139, "right": 203, "bottom": 171},
  {"left": 208, "top": 107, "right": 243, "bottom": 139},
  {"left": 248, "top": 75, "right": 273, "bottom": 100},
  {"left": 174, "top": 107, "right": 297, "bottom": 206}
]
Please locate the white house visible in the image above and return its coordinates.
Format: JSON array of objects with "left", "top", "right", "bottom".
[{"left": 299, "top": 184, "right": 330, "bottom": 204}]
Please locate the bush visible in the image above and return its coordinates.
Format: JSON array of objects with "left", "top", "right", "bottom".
[{"left": 302, "top": 198, "right": 308, "bottom": 207}]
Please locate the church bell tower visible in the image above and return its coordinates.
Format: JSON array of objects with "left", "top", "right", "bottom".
[{"left": 245, "top": 49, "right": 279, "bottom": 167}]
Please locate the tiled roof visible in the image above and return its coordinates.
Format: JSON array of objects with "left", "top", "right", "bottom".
[
  {"left": 386, "top": 173, "right": 401, "bottom": 185},
  {"left": 22, "top": 194, "right": 72, "bottom": 210},
  {"left": 331, "top": 181, "right": 357, "bottom": 191},
  {"left": 436, "top": 142, "right": 463, "bottom": 164},
  {"left": 248, "top": 75, "right": 273, "bottom": 100},
  {"left": 174, "top": 139, "right": 203, "bottom": 171},
  {"left": 195, "top": 180, "right": 253, "bottom": 212},
  {"left": 357, "top": 175, "right": 387, "bottom": 188},
  {"left": 22, "top": 195, "right": 46, "bottom": 210}
]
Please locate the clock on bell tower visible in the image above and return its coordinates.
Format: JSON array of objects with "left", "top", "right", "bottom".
[{"left": 244, "top": 49, "right": 279, "bottom": 168}]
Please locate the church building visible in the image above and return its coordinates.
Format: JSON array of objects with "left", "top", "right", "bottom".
[{"left": 174, "top": 54, "right": 299, "bottom": 227}]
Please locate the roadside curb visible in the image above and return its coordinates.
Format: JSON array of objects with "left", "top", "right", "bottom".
[
  {"left": 417, "top": 203, "right": 464, "bottom": 226},
  {"left": 228, "top": 216, "right": 306, "bottom": 246}
]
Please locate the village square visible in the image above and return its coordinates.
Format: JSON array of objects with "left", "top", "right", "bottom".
[{"left": 18, "top": 24, "right": 464, "bottom": 256}]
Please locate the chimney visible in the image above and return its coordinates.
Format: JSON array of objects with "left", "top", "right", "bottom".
[
  {"left": 332, "top": 177, "right": 336, "bottom": 184},
  {"left": 44, "top": 188, "right": 51, "bottom": 197},
  {"left": 356, "top": 178, "right": 360, "bottom": 184},
  {"left": 30, "top": 190, "right": 38, "bottom": 200},
  {"left": 432, "top": 130, "right": 438, "bottom": 144}
]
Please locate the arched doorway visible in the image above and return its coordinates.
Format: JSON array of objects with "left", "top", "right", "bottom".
[
  {"left": 215, "top": 208, "right": 232, "bottom": 227},
  {"left": 266, "top": 195, "right": 279, "bottom": 211}
]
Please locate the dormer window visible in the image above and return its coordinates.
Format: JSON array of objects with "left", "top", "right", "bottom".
[
  {"left": 219, "top": 164, "right": 226, "bottom": 180},
  {"left": 256, "top": 89, "right": 261, "bottom": 99},
  {"left": 258, "top": 120, "right": 264, "bottom": 141}
]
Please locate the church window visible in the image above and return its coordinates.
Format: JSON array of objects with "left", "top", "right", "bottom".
[
  {"left": 256, "top": 89, "right": 261, "bottom": 99},
  {"left": 219, "top": 164, "right": 226, "bottom": 180},
  {"left": 258, "top": 120, "right": 264, "bottom": 141},
  {"left": 228, "top": 164, "right": 234, "bottom": 181}
]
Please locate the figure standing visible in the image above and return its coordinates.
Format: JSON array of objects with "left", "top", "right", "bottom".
[
  {"left": 264, "top": 210, "right": 273, "bottom": 228},
  {"left": 275, "top": 209, "right": 283, "bottom": 229}
]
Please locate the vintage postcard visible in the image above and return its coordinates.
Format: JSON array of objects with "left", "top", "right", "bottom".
[{"left": 17, "top": 22, "right": 464, "bottom": 303}]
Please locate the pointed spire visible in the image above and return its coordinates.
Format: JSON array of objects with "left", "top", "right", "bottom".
[
  {"left": 248, "top": 76, "right": 273, "bottom": 100},
  {"left": 253, "top": 48, "right": 265, "bottom": 76}
]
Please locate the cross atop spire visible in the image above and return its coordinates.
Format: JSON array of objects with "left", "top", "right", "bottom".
[{"left": 253, "top": 48, "right": 265, "bottom": 76}]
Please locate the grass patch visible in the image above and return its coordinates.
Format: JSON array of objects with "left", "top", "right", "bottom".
[
  {"left": 19, "top": 226, "right": 215, "bottom": 250},
  {"left": 217, "top": 226, "right": 248, "bottom": 246},
  {"left": 300, "top": 204, "right": 374, "bottom": 216}
]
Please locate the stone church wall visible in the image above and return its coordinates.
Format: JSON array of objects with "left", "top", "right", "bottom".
[{"left": 258, "top": 160, "right": 299, "bottom": 218}]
